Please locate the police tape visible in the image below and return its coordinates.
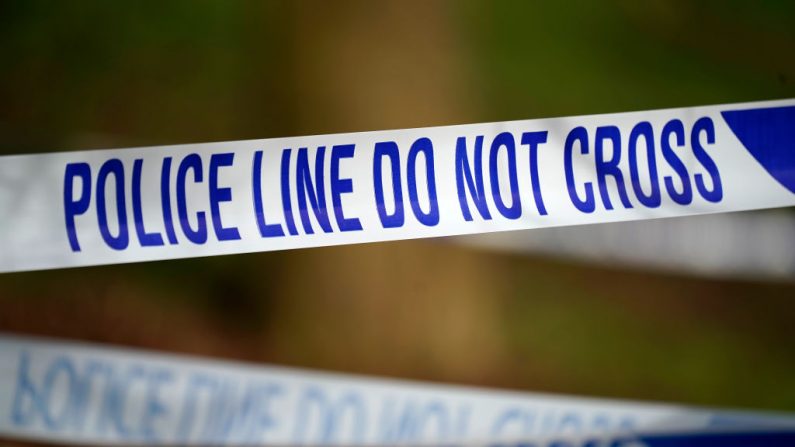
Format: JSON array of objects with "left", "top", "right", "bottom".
[
  {"left": 456, "top": 209, "right": 795, "bottom": 281},
  {"left": 1, "top": 99, "right": 794, "bottom": 272},
  {"left": 1, "top": 334, "right": 794, "bottom": 446}
]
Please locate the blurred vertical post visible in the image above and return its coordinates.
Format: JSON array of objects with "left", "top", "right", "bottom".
[{"left": 270, "top": 0, "right": 510, "bottom": 382}]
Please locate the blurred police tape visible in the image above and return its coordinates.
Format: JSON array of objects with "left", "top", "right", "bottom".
[
  {"left": 467, "top": 430, "right": 795, "bottom": 447},
  {"left": 1, "top": 334, "right": 793, "bottom": 446},
  {"left": 456, "top": 209, "right": 795, "bottom": 281}
]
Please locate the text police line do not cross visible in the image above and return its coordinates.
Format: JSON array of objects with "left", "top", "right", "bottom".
[
  {"left": 5, "top": 335, "right": 795, "bottom": 445},
  {"left": 63, "top": 121, "right": 721, "bottom": 251},
  {"left": 3, "top": 98, "right": 792, "bottom": 271}
]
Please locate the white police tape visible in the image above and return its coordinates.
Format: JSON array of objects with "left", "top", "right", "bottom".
[
  {"left": 456, "top": 209, "right": 795, "bottom": 281},
  {"left": 1, "top": 98, "right": 794, "bottom": 272},
  {"left": 2, "top": 334, "right": 794, "bottom": 446}
]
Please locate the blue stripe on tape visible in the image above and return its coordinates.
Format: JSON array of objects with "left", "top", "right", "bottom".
[
  {"left": 636, "top": 430, "right": 795, "bottom": 447},
  {"left": 722, "top": 105, "right": 795, "bottom": 193},
  {"left": 488, "top": 431, "right": 795, "bottom": 447}
]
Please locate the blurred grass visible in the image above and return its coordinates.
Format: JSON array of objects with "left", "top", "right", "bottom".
[
  {"left": 0, "top": 0, "right": 794, "bottom": 414},
  {"left": 461, "top": 0, "right": 795, "bottom": 120}
]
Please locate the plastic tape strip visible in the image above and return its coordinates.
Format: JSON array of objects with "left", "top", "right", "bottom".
[
  {"left": 455, "top": 209, "right": 795, "bottom": 281},
  {"left": 1, "top": 98, "right": 794, "bottom": 272},
  {"left": 1, "top": 334, "right": 794, "bottom": 445}
]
